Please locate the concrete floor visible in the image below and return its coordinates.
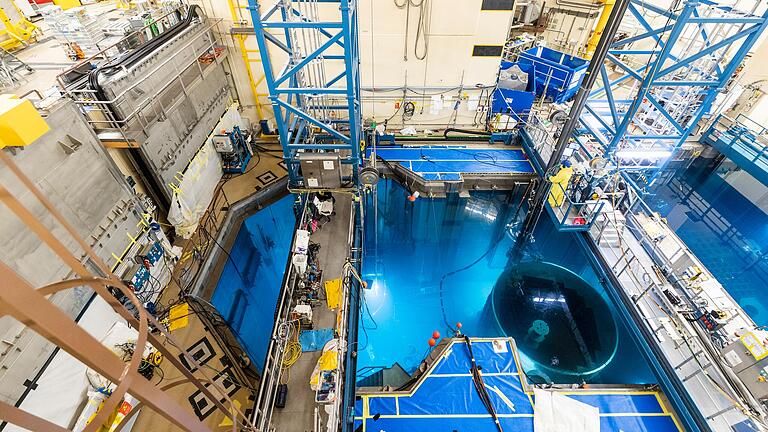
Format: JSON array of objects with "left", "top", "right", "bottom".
[
  {"left": 271, "top": 193, "right": 353, "bottom": 432},
  {"left": 2, "top": 7, "right": 338, "bottom": 429},
  {"left": 6, "top": 2, "right": 124, "bottom": 96}
]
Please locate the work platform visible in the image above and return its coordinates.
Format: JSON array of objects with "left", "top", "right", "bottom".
[
  {"left": 702, "top": 114, "right": 768, "bottom": 186},
  {"left": 355, "top": 338, "right": 681, "bottom": 432},
  {"left": 372, "top": 144, "right": 536, "bottom": 196},
  {"left": 577, "top": 196, "right": 765, "bottom": 431}
]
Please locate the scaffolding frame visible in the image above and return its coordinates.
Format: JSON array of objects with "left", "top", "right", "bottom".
[
  {"left": 246, "top": 0, "right": 362, "bottom": 185},
  {"left": 579, "top": 0, "right": 768, "bottom": 184}
]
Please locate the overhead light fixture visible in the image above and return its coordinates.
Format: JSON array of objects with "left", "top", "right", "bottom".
[{"left": 615, "top": 149, "right": 672, "bottom": 160}]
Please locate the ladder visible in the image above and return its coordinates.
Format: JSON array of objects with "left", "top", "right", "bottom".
[{"left": 0, "top": 47, "right": 32, "bottom": 89}]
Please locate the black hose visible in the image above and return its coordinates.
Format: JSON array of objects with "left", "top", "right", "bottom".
[
  {"left": 89, "top": 5, "right": 204, "bottom": 100},
  {"left": 443, "top": 128, "right": 492, "bottom": 139},
  {"left": 465, "top": 336, "right": 504, "bottom": 432}
]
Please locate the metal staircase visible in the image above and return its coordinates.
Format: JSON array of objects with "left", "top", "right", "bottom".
[{"left": 356, "top": 363, "right": 411, "bottom": 389}]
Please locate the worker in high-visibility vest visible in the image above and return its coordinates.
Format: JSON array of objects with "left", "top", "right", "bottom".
[{"left": 548, "top": 159, "right": 574, "bottom": 207}]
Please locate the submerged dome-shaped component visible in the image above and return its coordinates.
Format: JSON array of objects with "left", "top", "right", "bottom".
[
  {"left": 490, "top": 261, "right": 618, "bottom": 377},
  {"left": 360, "top": 166, "right": 380, "bottom": 186}
]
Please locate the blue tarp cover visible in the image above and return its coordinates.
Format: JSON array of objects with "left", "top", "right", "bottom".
[
  {"left": 299, "top": 328, "right": 335, "bottom": 352},
  {"left": 355, "top": 338, "right": 681, "bottom": 432}
]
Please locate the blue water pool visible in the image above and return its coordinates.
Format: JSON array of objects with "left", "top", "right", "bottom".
[
  {"left": 211, "top": 194, "right": 297, "bottom": 371},
  {"left": 647, "top": 164, "right": 768, "bottom": 325},
  {"left": 359, "top": 179, "right": 655, "bottom": 384}
]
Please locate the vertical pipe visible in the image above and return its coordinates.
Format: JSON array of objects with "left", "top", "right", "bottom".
[
  {"left": 515, "top": 0, "right": 633, "bottom": 252},
  {"left": 586, "top": 0, "right": 616, "bottom": 58}
]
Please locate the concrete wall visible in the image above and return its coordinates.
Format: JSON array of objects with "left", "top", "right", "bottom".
[
  {"left": 197, "top": 0, "right": 515, "bottom": 128},
  {"left": 0, "top": 99, "right": 148, "bottom": 406}
]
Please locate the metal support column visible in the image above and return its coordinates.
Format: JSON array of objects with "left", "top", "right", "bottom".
[
  {"left": 247, "top": 0, "right": 362, "bottom": 186},
  {"left": 515, "top": 0, "right": 633, "bottom": 252}
]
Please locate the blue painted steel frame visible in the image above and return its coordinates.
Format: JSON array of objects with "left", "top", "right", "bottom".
[
  {"left": 523, "top": 0, "right": 768, "bottom": 427},
  {"left": 579, "top": 0, "right": 768, "bottom": 184},
  {"left": 702, "top": 114, "right": 768, "bottom": 185},
  {"left": 247, "top": 0, "right": 362, "bottom": 185}
]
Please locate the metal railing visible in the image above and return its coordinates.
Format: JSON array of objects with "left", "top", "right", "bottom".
[
  {"left": 250, "top": 196, "right": 357, "bottom": 431},
  {"left": 545, "top": 182, "right": 605, "bottom": 231},
  {"left": 586, "top": 186, "right": 763, "bottom": 429},
  {"left": 249, "top": 199, "right": 308, "bottom": 430},
  {"left": 523, "top": 112, "right": 557, "bottom": 164},
  {"left": 704, "top": 114, "right": 768, "bottom": 165},
  {"left": 56, "top": 10, "right": 229, "bottom": 141},
  {"left": 355, "top": 366, "right": 385, "bottom": 382}
]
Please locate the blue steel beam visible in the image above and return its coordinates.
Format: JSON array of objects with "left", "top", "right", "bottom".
[
  {"left": 273, "top": 31, "right": 343, "bottom": 86},
  {"left": 577, "top": 0, "right": 768, "bottom": 191},
  {"left": 248, "top": 0, "right": 361, "bottom": 185}
]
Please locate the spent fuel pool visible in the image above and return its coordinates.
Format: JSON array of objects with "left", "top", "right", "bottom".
[{"left": 358, "top": 179, "right": 654, "bottom": 385}]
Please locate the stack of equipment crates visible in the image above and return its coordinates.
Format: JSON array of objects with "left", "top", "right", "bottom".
[
  {"left": 517, "top": 46, "right": 588, "bottom": 103},
  {"left": 491, "top": 60, "right": 536, "bottom": 121}
]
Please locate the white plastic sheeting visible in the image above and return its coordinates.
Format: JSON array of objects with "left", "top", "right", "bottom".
[
  {"left": 5, "top": 297, "right": 125, "bottom": 432},
  {"left": 167, "top": 104, "right": 248, "bottom": 238},
  {"left": 533, "top": 388, "right": 599, "bottom": 432},
  {"left": 167, "top": 140, "right": 223, "bottom": 238}
]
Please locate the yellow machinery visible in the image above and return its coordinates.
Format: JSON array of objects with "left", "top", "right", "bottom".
[
  {"left": 585, "top": 0, "right": 615, "bottom": 58},
  {"left": 0, "top": 0, "right": 38, "bottom": 51},
  {"left": 0, "top": 94, "right": 50, "bottom": 147},
  {"left": 53, "top": 0, "right": 81, "bottom": 10},
  {"left": 226, "top": 0, "right": 266, "bottom": 120}
]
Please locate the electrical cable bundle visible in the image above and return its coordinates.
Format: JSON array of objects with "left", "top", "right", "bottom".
[
  {"left": 402, "top": 101, "right": 415, "bottom": 120},
  {"left": 280, "top": 322, "right": 302, "bottom": 383},
  {"left": 88, "top": 5, "right": 204, "bottom": 101},
  {"left": 465, "top": 336, "right": 504, "bottom": 432},
  {"left": 393, "top": 0, "right": 430, "bottom": 60}
]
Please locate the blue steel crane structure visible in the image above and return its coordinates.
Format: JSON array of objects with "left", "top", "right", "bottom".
[
  {"left": 247, "top": 0, "right": 361, "bottom": 186},
  {"left": 578, "top": 0, "right": 768, "bottom": 188}
]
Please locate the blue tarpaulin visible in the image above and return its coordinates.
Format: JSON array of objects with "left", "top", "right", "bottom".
[
  {"left": 517, "top": 46, "right": 588, "bottom": 103},
  {"left": 373, "top": 147, "right": 534, "bottom": 182},
  {"left": 299, "top": 328, "right": 335, "bottom": 352},
  {"left": 354, "top": 338, "right": 681, "bottom": 432},
  {"left": 211, "top": 195, "right": 296, "bottom": 373}
]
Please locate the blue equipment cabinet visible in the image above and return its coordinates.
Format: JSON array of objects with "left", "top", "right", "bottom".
[
  {"left": 518, "top": 46, "right": 588, "bottom": 103},
  {"left": 213, "top": 126, "right": 253, "bottom": 174},
  {"left": 492, "top": 61, "right": 536, "bottom": 120},
  {"left": 492, "top": 88, "right": 535, "bottom": 119}
]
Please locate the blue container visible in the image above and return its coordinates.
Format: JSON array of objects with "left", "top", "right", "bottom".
[
  {"left": 518, "top": 46, "right": 588, "bottom": 103},
  {"left": 491, "top": 88, "right": 535, "bottom": 119},
  {"left": 493, "top": 61, "right": 535, "bottom": 119}
]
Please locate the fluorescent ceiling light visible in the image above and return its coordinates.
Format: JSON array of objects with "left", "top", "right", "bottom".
[{"left": 615, "top": 149, "right": 672, "bottom": 160}]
